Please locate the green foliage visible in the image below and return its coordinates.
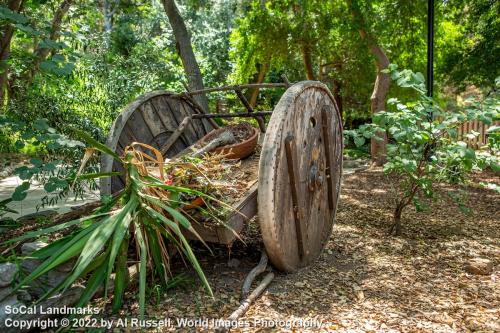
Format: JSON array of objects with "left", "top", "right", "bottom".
[
  {"left": 440, "top": 0, "right": 500, "bottom": 89},
  {"left": 4, "top": 136, "right": 222, "bottom": 317},
  {"left": 0, "top": 115, "right": 99, "bottom": 209},
  {"left": 349, "top": 65, "right": 499, "bottom": 234}
]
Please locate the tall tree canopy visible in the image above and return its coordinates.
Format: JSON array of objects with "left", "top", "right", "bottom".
[{"left": 0, "top": 0, "right": 497, "bottom": 152}]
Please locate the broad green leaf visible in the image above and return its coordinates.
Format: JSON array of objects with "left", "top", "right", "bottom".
[
  {"left": 33, "top": 118, "right": 50, "bottom": 131},
  {"left": 134, "top": 220, "right": 147, "bottom": 320},
  {"left": 0, "top": 7, "right": 28, "bottom": 24},
  {"left": 72, "top": 128, "right": 121, "bottom": 162},
  {"left": 14, "top": 223, "right": 99, "bottom": 292},
  {"left": 14, "top": 24, "right": 40, "bottom": 36},
  {"left": 76, "top": 262, "right": 107, "bottom": 307},
  {"left": 111, "top": 236, "right": 129, "bottom": 313},
  {"left": 2, "top": 211, "right": 110, "bottom": 245},
  {"left": 353, "top": 136, "right": 365, "bottom": 147}
]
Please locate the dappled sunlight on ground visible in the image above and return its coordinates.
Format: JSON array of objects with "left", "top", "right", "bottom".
[{"left": 90, "top": 168, "right": 498, "bottom": 332}]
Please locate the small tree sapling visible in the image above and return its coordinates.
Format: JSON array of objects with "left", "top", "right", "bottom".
[{"left": 345, "top": 65, "right": 499, "bottom": 235}]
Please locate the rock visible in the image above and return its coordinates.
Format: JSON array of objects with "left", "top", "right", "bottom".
[
  {"left": 0, "top": 287, "right": 13, "bottom": 302},
  {"left": 21, "top": 241, "right": 48, "bottom": 255},
  {"left": 465, "top": 258, "right": 493, "bottom": 275},
  {"left": 20, "top": 241, "right": 73, "bottom": 298},
  {"left": 0, "top": 263, "right": 18, "bottom": 287},
  {"left": 21, "top": 258, "right": 70, "bottom": 298},
  {"left": 55, "top": 260, "right": 74, "bottom": 273},
  {"left": 16, "top": 210, "right": 57, "bottom": 223},
  {"left": 0, "top": 295, "right": 22, "bottom": 324}
]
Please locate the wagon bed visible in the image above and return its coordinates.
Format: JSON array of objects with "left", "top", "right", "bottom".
[{"left": 101, "top": 79, "right": 343, "bottom": 272}]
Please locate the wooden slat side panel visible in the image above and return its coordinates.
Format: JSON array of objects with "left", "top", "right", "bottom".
[{"left": 101, "top": 91, "right": 214, "bottom": 196}]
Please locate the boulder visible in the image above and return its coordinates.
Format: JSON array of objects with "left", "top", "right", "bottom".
[
  {"left": 21, "top": 241, "right": 48, "bottom": 255},
  {"left": 0, "top": 263, "right": 18, "bottom": 287},
  {"left": 465, "top": 258, "right": 493, "bottom": 275}
]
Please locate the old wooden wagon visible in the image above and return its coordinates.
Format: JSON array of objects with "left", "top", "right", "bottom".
[{"left": 101, "top": 79, "right": 343, "bottom": 273}]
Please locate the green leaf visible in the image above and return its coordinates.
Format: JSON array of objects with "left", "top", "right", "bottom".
[
  {"left": 354, "top": 136, "right": 365, "bottom": 147},
  {"left": 28, "top": 236, "right": 72, "bottom": 260},
  {"left": 30, "top": 158, "right": 43, "bottom": 167},
  {"left": 0, "top": 7, "right": 28, "bottom": 24},
  {"left": 43, "top": 182, "right": 57, "bottom": 193},
  {"left": 144, "top": 224, "right": 167, "bottom": 285},
  {"left": 74, "top": 172, "right": 122, "bottom": 181},
  {"left": 76, "top": 261, "right": 107, "bottom": 307},
  {"left": 71, "top": 128, "right": 121, "bottom": 162},
  {"left": 414, "top": 72, "right": 425, "bottom": 83},
  {"left": 14, "top": 24, "right": 40, "bottom": 36},
  {"left": 61, "top": 213, "right": 122, "bottom": 292},
  {"left": 105, "top": 201, "right": 135, "bottom": 296},
  {"left": 14, "top": 223, "right": 99, "bottom": 292},
  {"left": 11, "top": 190, "right": 27, "bottom": 201},
  {"left": 111, "top": 236, "right": 129, "bottom": 313},
  {"left": 2, "top": 211, "right": 111, "bottom": 245},
  {"left": 140, "top": 194, "right": 211, "bottom": 248},
  {"left": 134, "top": 219, "right": 147, "bottom": 320},
  {"left": 33, "top": 118, "right": 50, "bottom": 131},
  {"left": 42, "top": 162, "right": 57, "bottom": 171},
  {"left": 39, "top": 39, "right": 66, "bottom": 50},
  {"left": 12, "top": 182, "right": 30, "bottom": 201},
  {"left": 15, "top": 140, "right": 25, "bottom": 149}
]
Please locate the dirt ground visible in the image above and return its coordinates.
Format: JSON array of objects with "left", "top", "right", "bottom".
[{"left": 97, "top": 168, "right": 499, "bottom": 332}]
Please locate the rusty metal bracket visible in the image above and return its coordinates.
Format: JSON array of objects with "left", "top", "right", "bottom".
[
  {"left": 191, "top": 111, "right": 272, "bottom": 119},
  {"left": 234, "top": 87, "right": 266, "bottom": 132},
  {"left": 321, "top": 106, "right": 335, "bottom": 210},
  {"left": 181, "top": 84, "right": 220, "bottom": 129},
  {"left": 285, "top": 134, "right": 305, "bottom": 259}
]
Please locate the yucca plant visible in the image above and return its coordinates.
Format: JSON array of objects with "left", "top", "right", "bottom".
[{"left": 4, "top": 130, "right": 228, "bottom": 318}]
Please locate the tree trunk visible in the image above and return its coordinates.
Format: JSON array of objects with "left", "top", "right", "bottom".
[
  {"left": 103, "top": 0, "right": 118, "bottom": 47},
  {"left": 24, "top": 0, "right": 73, "bottom": 83},
  {"left": 333, "top": 62, "right": 343, "bottom": 121},
  {"left": 347, "top": 0, "right": 390, "bottom": 166},
  {"left": 390, "top": 202, "right": 404, "bottom": 236},
  {"left": 302, "top": 42, "right": 315, "bottom": 80},
  {"left": 319, "top": 61, "right": 343, "bottom": 121},
  {"left": 0, "top": 0, "right": 23, "bottom": 105},
  {"left": 249, "top": 62, "right": 268, "bottom": 108},
  {"left": 161, "top": 0, "right": 209, "bottom": 113}
]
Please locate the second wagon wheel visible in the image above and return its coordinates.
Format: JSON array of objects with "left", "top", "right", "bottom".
[
  {"left": 100, "top": 91, "right": 214, "bottom": 196},
  {"left": 258, "top": 81, "right": 343, "bottom": 272}
]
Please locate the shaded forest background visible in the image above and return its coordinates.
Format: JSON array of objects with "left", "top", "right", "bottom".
[{"left": 0, "top": 0, "right": 498, "bottom": 151}]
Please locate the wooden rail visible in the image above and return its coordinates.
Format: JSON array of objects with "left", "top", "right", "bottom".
[{"left": 173, "top": 83, "right": 288, "bottom": 97}]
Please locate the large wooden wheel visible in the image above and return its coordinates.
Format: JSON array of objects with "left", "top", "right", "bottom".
[
  {"left": 258, "top": 81, "right": 343, "bottom": 272},
  {"left": 100, "top": 91, "right": 214, "bottom": 195}
]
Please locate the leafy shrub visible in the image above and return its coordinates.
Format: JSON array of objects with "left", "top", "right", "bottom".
[
  {"left": 346, "top": 65, "right": 499, "bottom": 235},
  {"left": 4, "top": 134, "right": 223, "bottom": 318},
  {"left": 0, "top": 115, "right": 98, "bottom": 210}
]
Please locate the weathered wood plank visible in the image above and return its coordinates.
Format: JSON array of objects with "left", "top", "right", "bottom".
[
  {"left": 101, "top": 91, "right": 214, "bottom": 196},
  {"left": 185, "top": 184, "right": 258, "bottom": 245},
  {"left": 258, "top": 81, "right": 343, "bottom": 272}
]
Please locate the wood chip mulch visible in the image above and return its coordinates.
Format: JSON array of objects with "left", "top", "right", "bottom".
[{"left": 98, "top": 167, "right": 498, "bottom": 332}]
